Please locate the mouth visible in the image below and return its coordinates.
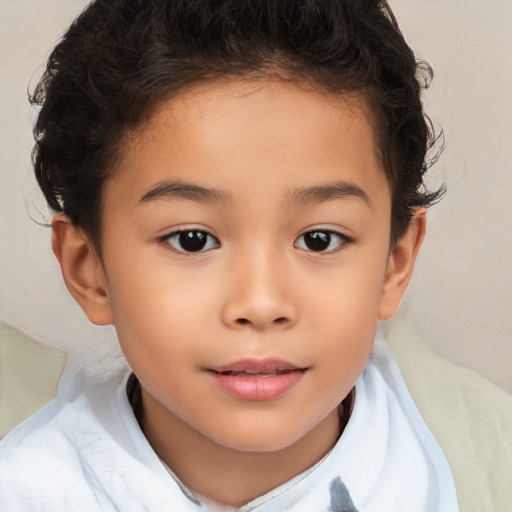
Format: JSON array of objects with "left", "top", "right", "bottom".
[
  {"left": 207, "top": 359, "right": 308, "bottom": 401},
  {"left": 209, "top": 358, "right": 306, "bottom": 373},
  {"left": 214, "top": 368, "right": 304, "bottom": 377}
]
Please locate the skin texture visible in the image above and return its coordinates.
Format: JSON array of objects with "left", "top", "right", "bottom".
[{"left": 52, "top": 79, "right": 425, "bottom": 507}]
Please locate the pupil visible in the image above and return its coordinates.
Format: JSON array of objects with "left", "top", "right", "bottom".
[
  {"left": 304, "top": 231, "right": 330, "bottom": 251},
  {"left": 180, "top": 231, "right": 207, "bottom": 252}
]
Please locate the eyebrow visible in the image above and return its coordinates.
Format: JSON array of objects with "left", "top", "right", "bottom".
[
  {"left": 287, "top": 181, "right": 373, "bottom": 208},
  {"left": 139, "top": 180, "right": 231, "bottom": 204}
]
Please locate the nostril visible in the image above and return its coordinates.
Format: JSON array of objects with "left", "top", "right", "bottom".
[{"left": 232, "top": 316, "right": 291, "bottom": 328}]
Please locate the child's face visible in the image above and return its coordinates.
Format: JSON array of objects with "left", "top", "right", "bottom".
[{"left": 69, "top": 79, "right": 420, "bottom": 454}]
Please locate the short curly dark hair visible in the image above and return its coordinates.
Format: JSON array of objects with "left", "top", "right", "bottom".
[{"left": 31, "top": 0, "right": 443, "bottom": 249}]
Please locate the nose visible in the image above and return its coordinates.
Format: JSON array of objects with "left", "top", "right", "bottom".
[{"left": 221, "top": 250, "right": 298, "bottom": 332}]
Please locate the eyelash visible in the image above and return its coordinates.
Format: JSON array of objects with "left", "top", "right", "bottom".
[{"left": 159, "top": 228, "right": 352, "bottom": 254}]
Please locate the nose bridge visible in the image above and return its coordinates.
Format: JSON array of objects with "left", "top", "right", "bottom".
[{"left": 221, "top": 240, "right": 296, "bottom": 331}]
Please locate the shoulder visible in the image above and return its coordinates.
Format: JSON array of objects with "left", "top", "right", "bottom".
[
  {"left": 0, "top": 365, "right": 132, "bottom": 511},
  {"left": 1, "top": 397, "right": 79, "bottom": 460},
  {"left": 0, "top": 398, "right": 101, "bottom": 510}
]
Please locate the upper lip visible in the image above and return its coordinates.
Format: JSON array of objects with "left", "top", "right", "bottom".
[{"left": 208, "top": 358, "right": 306, "bottom": 374}]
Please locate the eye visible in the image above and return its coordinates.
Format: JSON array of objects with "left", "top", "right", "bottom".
[
  {"left": 162, "top": 230, "right": 219, "bottom": 253},
  {"left": 295, "top": 230, "right": 349, "bottom": 252}
]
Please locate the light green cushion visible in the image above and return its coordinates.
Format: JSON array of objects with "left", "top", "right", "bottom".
[
  {"left": 386, "top": 316, "right": 512, "bottom": 512},
  {"left": 0, "top": 321, "right": 66, "bottom": 438}
]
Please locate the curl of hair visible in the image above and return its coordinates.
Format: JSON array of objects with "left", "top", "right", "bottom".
[{"left": 31, "top": 0, "right": 444, "bottom": 248}]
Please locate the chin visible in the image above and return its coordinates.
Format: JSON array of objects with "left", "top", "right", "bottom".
[{"left": 208, "top": 424, "right": 305, "bottom": 454}]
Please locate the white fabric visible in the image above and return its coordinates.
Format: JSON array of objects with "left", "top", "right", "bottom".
[{"left": 0, "top": 335, "right": 459, "bottom": 511}]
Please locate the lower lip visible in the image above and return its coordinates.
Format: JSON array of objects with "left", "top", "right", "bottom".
[{"left": 209, "top": 370, "right": 305, "bottom": 401}]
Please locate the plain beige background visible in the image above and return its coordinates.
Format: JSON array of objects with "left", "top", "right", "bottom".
[{"left": 0, "top": 0, "right": 511, "bottom": 392}]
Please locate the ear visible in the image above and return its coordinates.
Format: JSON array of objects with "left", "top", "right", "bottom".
[
  {"left": 378, "top": 209, "right": 426, "bottom": 320},
  {"left": 51, "top": 214, "right": 114, "bottom": 326}
]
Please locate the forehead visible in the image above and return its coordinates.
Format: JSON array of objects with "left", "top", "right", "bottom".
[
  {"left": 135, "top": 77, "right": 377, "bottom": 153},
  {"left": 107, "top": 78, "right": 389, "bottom": 209}
]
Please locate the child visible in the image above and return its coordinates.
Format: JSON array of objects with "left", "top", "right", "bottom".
[{"left": 0, "top": 0, "right": 459, "bottom": 510}]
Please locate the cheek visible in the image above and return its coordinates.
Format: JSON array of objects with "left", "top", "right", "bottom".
[
  {"left": 307, "top": 256, "right": 386, "bottom": 326},
  {"left": 304, "top": 254, "right": 387, "bottom": 367},
  {"left": 104, "top": 254, "right": 222, "bottom": 362}
]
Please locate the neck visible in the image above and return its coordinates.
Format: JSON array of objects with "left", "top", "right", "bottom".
[{"left": 139, "top": 389, "right": 353, "bottom": 507}]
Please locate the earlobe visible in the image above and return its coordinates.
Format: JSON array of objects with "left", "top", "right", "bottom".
[
  {"left": 51, "top": 214, "right": 114, "bottom": 326},
  {"left": 378, "top": 209, "right": 426, "bottom": 320}
]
